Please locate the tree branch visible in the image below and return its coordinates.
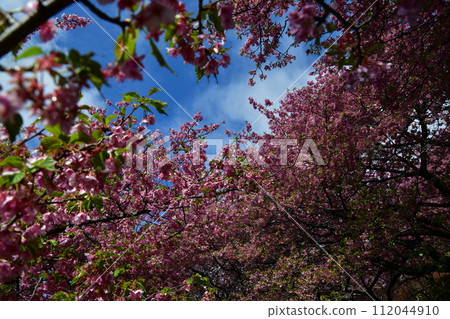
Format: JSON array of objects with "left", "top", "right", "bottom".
[
  {"left": 46, "top": 208, "right": 151, "bottom": 236},
  {"left": 0, "top": 8, "right": 17, "bottom": 25},
  {"left": 29, "top": 276, "right": 43, "bottom": 301},
  {"left": 0, "top": 0, "right": 131, "bottom": 59},
  {"left": 315, "top": 0, "right": 351, "bottom": 29},
  {"left": 0, "top": 0, "right": 74, "bottom": 59},
  {"left": 78, "top": 0, "right": 130, "bottom": 29}
]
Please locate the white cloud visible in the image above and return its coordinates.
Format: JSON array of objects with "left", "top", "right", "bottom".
[
  {"left": 189, "top": 23, "right": 314, "bottom": 135},
  {"left": 1, "top": 0, "right": 28, "bottom": 11},
  {"left": 79, "top": 87, "right": 106, "bottom": 108},
  {"left": 194, "top": 65, "right": 313, "bottom": 134}
]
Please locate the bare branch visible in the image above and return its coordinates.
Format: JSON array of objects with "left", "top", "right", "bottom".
[
  {"left": 46, "top": 208, "right": 151, "bottom": 236},
  {"left": 0, "top": 0, "right": 73, "bottom": 59},
  {"left": 78, "top": 0, "right": 130, "bottom": 29},
  {"left": 0, "top": 0, "right": 130, "bottom": 59}
]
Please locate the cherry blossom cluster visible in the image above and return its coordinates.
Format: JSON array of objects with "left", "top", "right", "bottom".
[
  {"left": 55, "top": 13, "right": 92, "bottom": 31},
  {"left": 103, "top": 55, "right": 145, "bottom": 82},
  {"left": 4, "top": 52, "right": 85, "bottom": 133},
  {"left": 397, "top": 0, "right": 427, "bottom": 26},
  {"left": 130, "top": 0, "right": 233, "bottom": 79},
  {"left": 24, "top": 12, "right": 92, "bottom": 44},
  {"left": 288, "top": 5, "right": 318, "bottom": 43},
  {"left": 0, "top": 93, "right": 22, "bottom": 123},
  {"left": 0, "top": 0, "right": 448, "bottom": 301},
  {"left": 38, "top": 20, "right": 57, "bottom": 42}
]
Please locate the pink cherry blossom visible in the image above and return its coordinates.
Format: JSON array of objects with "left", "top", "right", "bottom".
[
  {"left": 220, "top": 54, "right": 230, "bottom": 68},
  {"left": 136, "top": 1, "right": 176, "bottom": 33},
  {"left": 141, "top": 115, "right": 156, "bottom": 125},
  {"left": 167, "top": 47, "right": 179, "bottom": 58},
  {"left": 55, "top": 13, "right": 92, "bottom": 30},
  {"left": 22, "top": 0, "right": 38, "bottom": 14},
  {"left": 397, "top": 0, "right": 426, "bottom": 26},
  {"left": 129, "top": 289, "right": 143, "bottom": 300},
  {"left": 203, "top": 58, "right": 220, "bottom": 76},
  {"left": 121, "top": 55, "right": 145, "bottom": 81},
  {"left": 219, "top": 5, "right": 235, "bottom": 30},
  {"left": 0, "top": 261, "right": 21, "bottom": 283},
  {"left": 97, "top": 0, "right": 114, "bottom": 4},
  {"left": 38, "top": 20, "right": 57, "bottom": 42},
  {"left": 288, "top": 5, "right": 317, "bottom": 43},
  {"left": 0, "top": 230, "right": 21, "bottom": 259},
  {"left": 179, "top": 45, "right": 195, "bottom": 64},
  {"left": 22, "top": 225, "right": 44, "bottom": 243},
  {"left": 0, "top": 0, "right": 448, "bottom": 302},
  {"left": 118, "top": 0, "right": 139, "bottom": 10},
  {"left": 74, "top": 212, "right": 90, "bottom": 225},
  {"left": 0, "top": 93, "right": 21, "bottom": 123}
]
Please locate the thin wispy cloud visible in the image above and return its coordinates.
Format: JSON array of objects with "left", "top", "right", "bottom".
[
  {"left": 1, "top": 0, "right": 28, "bottom": 11},
  {"left": 193, "top": 62, "right": 313, "bottom": 134}
]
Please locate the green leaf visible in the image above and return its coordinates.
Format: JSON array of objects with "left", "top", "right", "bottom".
[
  {"left": 15, "top": 46, "right": 44, "bottom": 60},
  {"left": 209, "top": 9, "right": 224, "bottom": 34},
  {"left": 138, "top": 97, "right": 152, "bottom": 104},
  {"left": 0, "top": 169, "right": 26, "bottom": 186},
  {"left": 114, "top": 267, "right": 125, "bottom": 278},
  {"left": 49, "top": 191, "right": 64, "bottom": 197},
  {"left": 41, "top": 136, "right": 62, "bottom": 149},
  {"left": 66, "top": 201, "right": 80, "bottom": 213},
  {"left": 88, "top": 73, "right": 105, "bottom": 90},
  {"left": 11, "top": 169, "right": 26, "bottom": 184},
  {"left": 48, "top": 240, "right": 58, "bottom": 247},
  {"left": 0, "top": 156, "right": 23, "bottom": 168},
  {"left": 149, "top": 38, "right": 176, "bottom": 75},
  {"left": 83, "top": 197, "right": 103, "bottom": 211},
  {"left": 137, "top": 103, "right": 151, "bottom": 112},
  {"left": 195, "top": 65, "right": 204, "bottom": 82},
  {"left": 126, "top": 29, "right": 139, "bottom": 55},
  {"left": 77, "top": 112, "right": 90, "bottom": 124},
  {"left": 122, "top": 91, "right": 140, "bottom": 102},
  {"left": 148, "top": 99, "right": 168, "bottom": 115},
  {"left": 68, "top": 49, "right": 80, "bottom": 63},
  {"left": 81, "top": 196, "right": 104, "bottom": 212},
  {"left": 164, "top": 22, "right": 177, "bottom": 43},
  {"left": 114, "top": 29, "right": 139, "bottom": 61},
  {"left": 67, "top": 49, "right": 106, "bottom": 90},
  {"left": 45, "top": 124, "right": 63, "bottom": 137},
  {"left": 105, "top": 114, "right": 119, "bottom": 125},
  {"left": 115, "top": 33, "right": 126, "bottom": 61},
  {"left": 51, "top": 291, "right": 75, "bottom": 301},
  {"left": 4, "top": 113, "right": 23, "bottom": 142},
  {"left": 337, "top": 54, "right": 356, "bottom": 69},
  {"left": 92, "top": 129, "right": 104, "bottom": 141},
  {"left": 0, "top": 176, "right": 8, "bottom": 187},
  {"left": 93, "top": 113, "right": 105, "bottom": 123},
  {"left": 138, "top": 97, "right": 168, "bottom": 114},
  {"left": 91, "top": 150, "right": 109, "bottom": 171},
  {"left": 69, "top": 131, "right": 92, "bottom": 144},
  {"left": 367, "top": 43, "right": 384, "bottom": 55},
  {"left": 85, "top": 60, "right": 107, "bottom": 90},
  {"left": 71, "top": 272, "right": 84, "bottom": 285},
  {"left": 33, "top": 157, "right": 57, "bottom": 171},
  {"left": 83, "top": 198, "right": 93, "bottom": 211},
  {"left": 148, "top": 87, "right": 161, "bottom": 96},
  {"left": 326, "top": 22, "right": 336, "bottom": 33},
  {"left": 39, "top": 273, "right": 49, "bottom": 280}
]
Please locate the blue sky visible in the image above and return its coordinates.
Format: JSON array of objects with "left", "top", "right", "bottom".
[{"left": 1, "top": 0, "right": 316, "bottom": 143}]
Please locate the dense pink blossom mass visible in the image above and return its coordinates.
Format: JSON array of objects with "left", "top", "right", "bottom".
[{"left": 0, "top": 0, "right": 449, "bottom": 301}]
